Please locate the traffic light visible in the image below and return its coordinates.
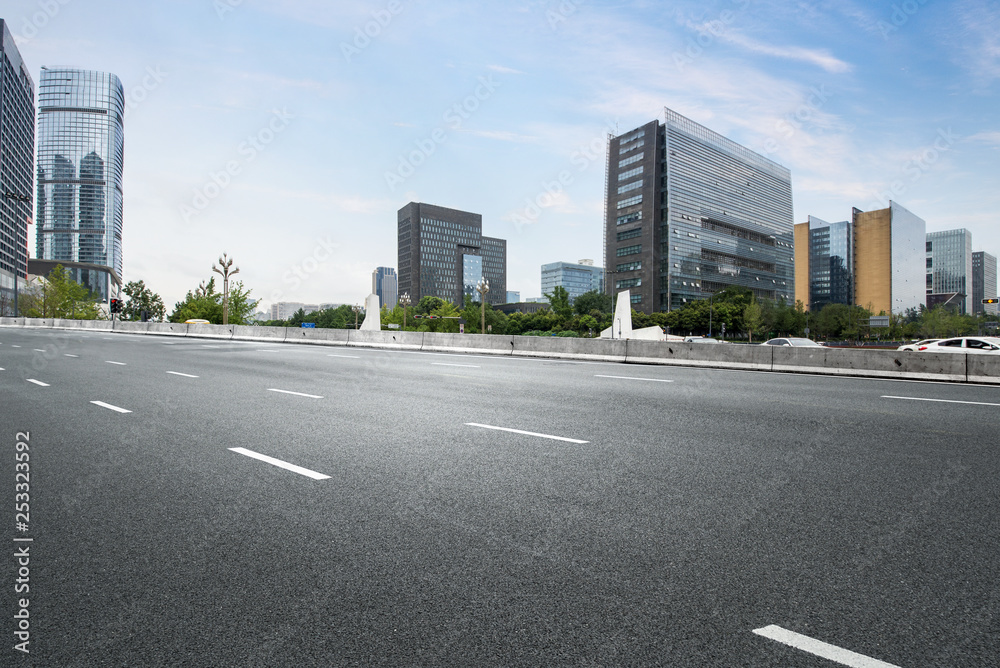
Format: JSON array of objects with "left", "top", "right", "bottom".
[
  {"left": 109, "top": 298, "right": 121, "bottom": 313},
  {"left": 984, "top": 298, "right": 999, "bottom": 304}
]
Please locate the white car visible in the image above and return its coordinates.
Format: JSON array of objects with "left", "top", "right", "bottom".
[
  {"left": 762, "top": 337, "right": 824, "bottom": 347},
  {"left": 915, "top": 337, "right": 1000, "bottom": 353},
  {"left": 897, "top": 338, "right": 941, "bottom": 351}
]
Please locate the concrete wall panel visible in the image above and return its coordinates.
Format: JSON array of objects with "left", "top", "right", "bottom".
[{"left": 512, "top": 336, "right": 625, "bottom": 362}]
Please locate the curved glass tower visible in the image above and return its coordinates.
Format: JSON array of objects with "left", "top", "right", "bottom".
[{"left": 35, "top": 68, "right": 124, "bottom": 301}]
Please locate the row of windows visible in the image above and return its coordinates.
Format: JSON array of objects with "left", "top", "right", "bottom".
[
  {"left": 617, "top": 194, "right": 642, "bottom": 209},
  {"left": 616, "top": 211, "right": 641, "bottom": 226},
  {"left": 618, "top": 153, "right": 643, "bottom": 169},
  {"left": 619, "top": 129, "right": 645, "bottom": 144},
  {"left": 618, "top": 166, "right": 643, "bottom": 181},
  {"left": 617, "top": 180, "right": 642, "bottom": 195},
  {"left": 619, "top": 139, "right": 644, "bottom": 155},
  {"left": 616, "top": 244, "right": 642, "bottom": 257},
  {"left": 616, "top": 261, "right": 641, "bottom": 272},
  {"left": 616, "top": 278, "right": 641, "bottom": 289},
  {"left": 616, "top": 227, "right": 642, "bottom": 242}
]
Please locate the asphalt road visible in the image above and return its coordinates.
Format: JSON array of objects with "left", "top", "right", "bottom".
[{"left": 2, "top": 327, "right": 998, "bottom": 666}]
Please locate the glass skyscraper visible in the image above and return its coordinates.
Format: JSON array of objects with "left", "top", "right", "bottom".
[
  {"left": 604, "top": 108, "right": 794, "bottom": 313},
  {"left": 372, "top": 266, "right": 398, "bottom": 309},
  {"left": 972, "top": 251, "right": 997, "bottom": 315},
  {"left": 794, "top": 216, "right": 852, "bottom": 310},
  {"left": 926, "top": 229, "right": 973, "bottom": 314},
  {"left": 0, "top": 21, "right": 35, "bottom": 314},
  {"left": 540, "top": 260, "right": 604, "bottom": 304},
  {"left": 35, "top": 68, "right": 124, "bottom": 302}
]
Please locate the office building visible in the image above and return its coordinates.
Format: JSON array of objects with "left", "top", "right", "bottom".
[
  {"left": 506, "top": 291, "right": 520, "bottom": 303},
  {"left": 972, "top": 251, "right": 997, "bottom": 315},
  {"left": 926, "top": 229, "right": 973, "bottom": 314},
  {"left": 269, "top": 302, "right": 319, "bottom": 320},
  {"left": 0, "top": 21, "right": 35, "bottom": 314},
  {"left": 604, "top": 108, "right": 794, "bottom": 314},
  {"left": 853, "top": 202, "right": 925, "bottom": 314},
  {"left": 35, "top": 68, "right": 125, "bottom": 302},
  {"left": 397, "top": 202, "right": 506, "bottom": 306},
  {"left": 372, "top": 266, "right": 397, "bottom": 309},
  {"left": 793, "top": 217, "right": 852, "bottom": 311},
  {"left": 541, "top": 259, "right": 604, "bottom": 304}
]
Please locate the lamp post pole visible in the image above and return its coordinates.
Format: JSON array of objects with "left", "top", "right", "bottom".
[
  {"left": 476, "top": 278, "right": 490, "bottom": 334},
  {"left": 212, "top": 253, "right": 239, "bottom": 325},
  {"left": 3, "top": 192, "right": 31, "bottom": 317},
  {"left": 708, "top": 292, "right": 714, "bottom": 338},
  {"left": 352, "top": 303, "right": 362, "bottom": 330},
  {"left": 399, "top": 292, "right": 410, "bottom": 330}
]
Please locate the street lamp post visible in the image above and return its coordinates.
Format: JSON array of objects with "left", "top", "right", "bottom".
[
  {"left": 708, "top": 292, "right": 714, "bottom": 338},
  {"left": 3, "top": 191, "right": 31, "bottom": 317},
  {"left": 211, "top": 253, "right": 239, "bottom": 325},
  {"left": 352, "top": 303, "right": 362, "bottom": 330},
  {"left": 399, "top": 292, "right": 410, "bottom": 330},
  {"left": 476, "top": 278, "right": 490, "bottom": 334}
]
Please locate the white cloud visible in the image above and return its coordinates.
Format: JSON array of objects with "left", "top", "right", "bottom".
[{"left": 715, "top": 31, "right": 853, "bottom": 74}]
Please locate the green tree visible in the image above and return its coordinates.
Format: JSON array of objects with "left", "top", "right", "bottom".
[
  {"left": 573, "top": 290, "right": 611, "bottom": 316},
  {"left": 20, "top": 265, "right": 101, "bottom": 319},
  {"left": 121, "top": 280, "right": 166, "bottom": 322},
  {"left": 544, "top": 285, "right": 573, "bottom": 320},
  {"left": 416, "top": 295, "right": 446, "bottom": 314},
  {"left": 168, "top": 277, "right": 255, "bottom": 325},
  {"left": 743, "top": 297, "right": 764, "bottom": 343}
]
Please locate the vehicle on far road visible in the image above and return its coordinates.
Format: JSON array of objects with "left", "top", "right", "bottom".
[
  {"left": 684, "top": 336, "right": 724, "bottom": 343},
  {"left": 897, "top": 338, "right": 941, "bottom": 351},
  {"left": 762, "top": 337, "right": 824, "bottom": 347},
  {"left": 184, "top": 319, "right": 211, "bottom": 324},
  {"left": 915, "top": 337, "right": 1000, "bottom": 353}
]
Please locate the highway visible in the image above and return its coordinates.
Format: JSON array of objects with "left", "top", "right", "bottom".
[{"left": 2, "top": 327, "right": 999, "bottom": 666}]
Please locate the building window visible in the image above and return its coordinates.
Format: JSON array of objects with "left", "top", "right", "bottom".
[
  {"left": 618, "top": 139, "right": 644, "bottom": 155},
  {"left": 618, "top": 166, "right": 643, "bottom": 181},
  {"left": 616, "top": 244, "right": 642, "bottom": 257},
  {"left": 617, "top": 194, "right": 642, "bottom": 209},
  {"left": 616, "top": 211, "right": 641, "bottom": 225},
  {"left": 616, "top": 228, "right": 642, "bottom": 241},
  {"left": 616, "top": 278, "right": 641, "bottom": 289},
  {"left": 630, "top": 294, "right": 642, "bottom": 304},
  {"left": 617, "top": 180, "right": 643, "bottom": 195},
  {"left": 618, "top": 153, "right": 643, "bottom": 169},
  {"left": 616, "top": 261, "right": 641, "bottom": 272}
]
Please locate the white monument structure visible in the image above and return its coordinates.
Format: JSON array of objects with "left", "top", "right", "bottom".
[
  {"left": 599, "top": 290, "right": 669, "bottom": 341},
  {"left": 359, "top": 293, "right": 381, "bottom": 331}
]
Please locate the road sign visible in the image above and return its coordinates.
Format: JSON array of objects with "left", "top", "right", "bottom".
[
  {"left": 869, "top": 316, "right": 890, "bottom": 327},
  {"left": 301, "top": 323, "right": 316, "bottom": 328}
]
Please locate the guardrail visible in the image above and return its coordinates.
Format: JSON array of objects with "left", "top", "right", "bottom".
[{"left": 1, "top": 317, "right": 997, "bottom": 384}]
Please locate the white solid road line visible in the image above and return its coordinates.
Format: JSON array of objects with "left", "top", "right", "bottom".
[
  {"left": 228, "top": 447, "right": 330, "bottom": 480},
  {"left": 267, "top": 388, "right": 324, "bottom": 399},
  {"left": 595, "top": 374, "right": 674, "bottom": 383},
  {"left": 328, "top": 354, "right": 360, "bottom": 358},
  {"left": 26, "top": 379, "right": 50, "bottom": 387},
  {"left": 882, "top": 395, "right": 1000, "bottom": 407},
  {"left": 105, "top": 361, "right": 127, "bottom": 365},
  {"left": 64, "top": 354, "right": 79, "bottom": 357},
  {"left": 753, "top": 625, "right": 901, "bottom": 668},
  {"left": 167, "top": 371, "right": 199, "bottom": 378},
  {"left": 465, "top": 423, "right": 589, "bottom": 444},
  {"left": 33, "top": 349, "right": 45, "bottom": 352},
  {"left": 432, "top": 362, "right": 480, "bottom": 368},
  {"left": 11, "top": 345, "right": 20, "bottom": 348},
  {"left": 90, "top": 401, "right": 131, "bottom": 413}
]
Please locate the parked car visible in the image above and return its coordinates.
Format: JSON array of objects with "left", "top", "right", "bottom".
[
  {"left": 762, "top": 337, "right": 824, "bottom": 347},
  {"left": 684, "top": 336, "right": 723, "bottom": 343},
  {"left": 184, "top": 319, "right": 211, "bottom": 324},
  {"left": 914, "top": 337, "right": 1000, "bottom": 353},
  {"left": 897, "top": 338, "right": 941, "bottom": 351}
]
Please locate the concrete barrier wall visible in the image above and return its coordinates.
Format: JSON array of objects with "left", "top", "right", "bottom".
[
  {"left": 349, "top": 330, "right": 423, "bottom": 350},
  {"left": 147, "top": 322, "right": 188, "bottom": 336},
  {"left": 286, "top": 327, "right": 350, "bottom": 346},
  {"left": 112, "top": 321, "right": 149, "bottom": 334},
  {"left": 626, "top": 340, "right": 772, "bottom": 370},
  {"left": 22, "top": 318, "right": 54, "bottom": 328},
  {"left": 186, "top": 323, "right": 234, "bottom": 340},
  {"left": 0, "top": 317, "right": 23, "bottom": 327},
  {"left": 232, "top": 325, "right": 285, "bottom": 342},
  {"left": 424, "top": 332, "right": 515, "bottom": 355},
  {"left": 512, "top": 335, "right": 626, "bottom": 362},
  {"left": 965, "top": 354, "right": 1000, "bottom": 385},
  {"left": 71, "top": 319, "right": 113, "bottom": 331}
]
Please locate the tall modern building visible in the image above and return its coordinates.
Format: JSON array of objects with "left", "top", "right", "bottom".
[
  {"left": 505, "top": 291, "right": 520, "bottom": 303},
  {"left": 541, "top": 259, "right": 604, "bottom": 304},
  {"left": 35, "top": 67, "right": 124, "bottom": 302},
  {"left": 0, "top": 21, "right": 35, "bottom": 314},
  {"left": 853, "top": 202, "right": 925, "bottom": 314},
  {"left": 972, "top": 251, "right": 997, "bottom": 315},
  {"left": 793, "top": 216, "right": 853, "bottom": 311},
  {"left": 926, "top": 229, "right": 973, "bottom": 314},
  {"left": 372, "top": 266, "right": 398, "bottom": 309},
  {"left": 604, "top": 108, "right": 794, "bottom": 314},
  {"left": 397, "top": 202, "right": 506, "bottom": 306}
]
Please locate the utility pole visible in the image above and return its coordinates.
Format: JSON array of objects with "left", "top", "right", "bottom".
[
  {"left": 212, "top": 253, "right": 239, "bottom": 325},
  {"left": 476, "top": 278, "right": 490, "bottom": 334}
]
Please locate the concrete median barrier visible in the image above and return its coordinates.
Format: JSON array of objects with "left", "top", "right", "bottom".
[
  {"left": 286, "top": 327, "right": 350, "bottom": 346},
  {"left": 512, "top": 335, "right": 625, "bottom": 362},
  {"left": 185, "top": 323, "right": 234, "bottom": 340},
  {"left": 232, "top": 325, "right": 286, "bottom": 342},
  {"left": 349, "top": 330, "right": 423, "bottom": 350},
  {"left": 625, "top": 340, "right": 772, "bottom": 370},
  {"left": 0, "top": 317, "right": 24, "bottom": 327},
  {"left": 771, "top": 346, "right": 828, "bottom": 374},
  {"left": 112, "top": 321, "right": 149, "bottom": 334},
  {"left": 146, "top": 322, "right": 188, "bottom": 337},
  {"left": 69, "top": 319, "right": 113, "bottom": 331},
  {"left": 967, "top": 354, "right": 1000, "bottom": 385},
  {"left": 423, "top": 332, "right": 515, "bottom": 356},
  {"left": 22, "top": 318, "right": 56, "bottom": 328}
]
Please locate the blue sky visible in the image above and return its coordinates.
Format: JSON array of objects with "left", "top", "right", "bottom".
[{"left": 7, "top": 0, "right": 1000, "bottom": 311}]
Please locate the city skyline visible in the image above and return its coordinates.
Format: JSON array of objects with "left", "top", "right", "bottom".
[{"left": 4, "top": 1, "right": 1000, "bottom": 312}]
